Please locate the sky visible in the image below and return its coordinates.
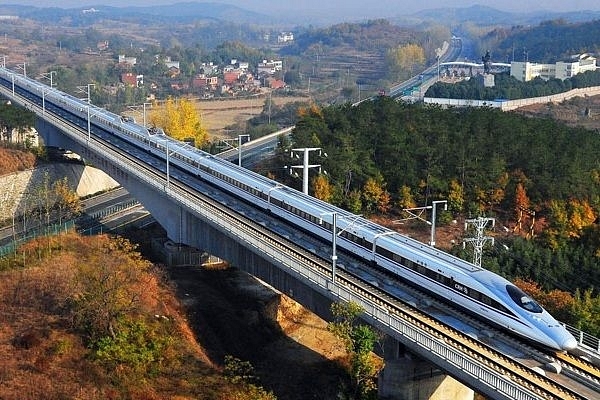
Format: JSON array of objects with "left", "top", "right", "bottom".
[{"left": 7, "top": 1, "right": 600, "bottom": 15}]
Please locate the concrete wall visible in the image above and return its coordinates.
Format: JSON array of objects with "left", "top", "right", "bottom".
[{"left": 424, "top": 85, "right": 600, "bottom": 111}]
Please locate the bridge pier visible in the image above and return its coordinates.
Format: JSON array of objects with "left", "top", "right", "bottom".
[{"left": 378, "top": 338, "right": 474, "bottom": 400}]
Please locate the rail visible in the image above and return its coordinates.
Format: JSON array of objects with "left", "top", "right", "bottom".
[{"left": 0, "top": 71, "right": 595, "bottom": 400}]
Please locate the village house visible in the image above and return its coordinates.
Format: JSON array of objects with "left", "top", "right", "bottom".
[
  {"left": 223, "top": 69, "right": 244, "bottom": 85},
  {"left": 199, "top": 62, "right": 219, "bottom": 75},
  {"left": 265, "top": 76, "right": 286, "bottom": 90},
  {"left": 277, "top": 32, "right": 294, "bottom": 43},
  {"left": 121, "top": 72, "right": 143, "bottom": 87},
  {"left": 192, "top": 74, "right": 219, "bottom": 90},
  {"left": 118, "top": 54, "right": 137, "bottom": 67},
  {"left": 257, "top": 60, "right": 283, "bottom": 75},
  {"left": 96, "top": 40, "right": 109, "bottom": 51},
  {"left": 164, "top": 56, "right": 180, "bottom": 70}
]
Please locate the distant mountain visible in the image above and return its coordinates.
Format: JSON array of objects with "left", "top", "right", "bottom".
[
  {"left": 2, "top": 3, "right": 599, "bottom": 28},
  {"left": 394, "top": 5, "right": 600, "bottom": 27},
  {"left": 0, "top": 2, "right": 283, "bottom": 26},
  {"left": 115, "top": 2, "right": 279, "bottom": 24}
]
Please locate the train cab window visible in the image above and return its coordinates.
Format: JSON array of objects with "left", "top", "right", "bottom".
[{"left": 506, "top": 285, "right": 543, "bottom": 313}]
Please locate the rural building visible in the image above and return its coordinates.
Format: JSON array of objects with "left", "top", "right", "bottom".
[{"left": 511, "top": 54, "right": 597, "bottom": 82}]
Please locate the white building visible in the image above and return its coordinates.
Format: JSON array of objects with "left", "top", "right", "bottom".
[
  {"left": 277, "top": 32, "right": 294, "bottom": 43},
  {"left": 257, "top": 60, "right": 283, "bottom": 75},
  {"left": 511, "top": 54, "right": 596, "bottom": 82},
  {"left": 555, "top": 54, "right": 597, "bottom": 80},
  {"left": 118, "top": 54, "right": 137, "bottom": 67}
]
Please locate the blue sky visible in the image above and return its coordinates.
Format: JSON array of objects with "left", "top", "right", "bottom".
[{"left": 8, "top": 1, "right": 600, "bottom": 15}]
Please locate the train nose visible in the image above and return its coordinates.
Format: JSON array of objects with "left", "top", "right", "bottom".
[{"left": 561, "top": 335, "right": 578, "bottom": 351}]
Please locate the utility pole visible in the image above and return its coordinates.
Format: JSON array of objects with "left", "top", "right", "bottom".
[
  {"left": 289, "top": 147, "right": 325, "bottom": 195},
  {"left": 395, "top": 199, "right": 446, "bottom": 247},
  {"left": 463, "top": 217, "right": 495, "bottom": 267},
  {"left": 430, "top": 200, "right": 447, "bottom": 247},
  {"left": 221, "top": 134, "right": 250, "bottom": 167}
]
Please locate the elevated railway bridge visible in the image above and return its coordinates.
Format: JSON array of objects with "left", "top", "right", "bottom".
[{"left": 1, "top": 66, "right": 599, "bottom": 400}]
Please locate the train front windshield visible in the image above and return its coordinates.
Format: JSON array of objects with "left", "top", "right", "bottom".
[{"left": 506, "top": 285, "right": 543, "bottom": 313}]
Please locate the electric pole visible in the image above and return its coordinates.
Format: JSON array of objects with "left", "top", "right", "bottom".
[{"left": 463, "top": 217, "right": 495, "bottom": 267}]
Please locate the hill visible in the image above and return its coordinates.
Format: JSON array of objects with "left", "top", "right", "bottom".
[
  {"left": 0, "top": 230, "right": 348, "bottom": 399},
  {"left": 0, "top": 147, "right": 36, "bottom": 175},
  {"left": 396, "top": 5, "right": 600, "bottom": 27}
]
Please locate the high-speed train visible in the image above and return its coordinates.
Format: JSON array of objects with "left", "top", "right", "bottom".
[{"left": 0, "top": 67, "right": 578, "bottom": 351}]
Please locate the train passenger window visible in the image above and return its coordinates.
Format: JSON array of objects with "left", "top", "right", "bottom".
[
  {"left": 505, "top": 285, "right": 543, "bottom": 313},
  {"left": 376, "top": 246, "right": 393, "bottom": 259}
]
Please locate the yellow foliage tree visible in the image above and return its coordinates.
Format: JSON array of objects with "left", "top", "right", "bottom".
[
  {"left": 297, "top": 102, "right": 323, "bottom": 119},
  {"left": 149, "top": 97, "right": 207, "bottom": 147},
  {"left": 397, "top": 185, "right": 416, "bottom": 210},
  {"left": 362, "top": 177, "right": 390, "bottom": 215},
  {"left": 388, "top": 44, "right": 426, "bottom": 75},
  {"left": 53, "top": 177, "right": 81, "bottom": 223},
  {"left": 447, "top": 179, "right": 464, "bottom": 214},
  {"left": 567, "top": 198, "right": 596, "bottom": 238},
  {"left": 312, "top": 174, "right": 333, "bottom": 203}
]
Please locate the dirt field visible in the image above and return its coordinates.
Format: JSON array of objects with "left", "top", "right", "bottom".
[
  {"left": 196, "top": 95, "right": 310, "bottom": 139},
  {"left": 513, "top": 94, "right": 600, "bottom": 131}
]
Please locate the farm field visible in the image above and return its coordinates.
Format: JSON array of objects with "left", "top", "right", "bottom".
[{"left": 194, "top": 95, "right": 310, "bottom": 139}]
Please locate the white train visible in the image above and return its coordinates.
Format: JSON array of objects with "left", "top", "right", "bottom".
[{"left": 0, "top": 67, "right": 578, "bottom": 351}]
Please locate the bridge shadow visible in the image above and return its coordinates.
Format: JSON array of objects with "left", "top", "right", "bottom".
[{"left": 166, "top": 263, "right": 348, "bottom": 399}]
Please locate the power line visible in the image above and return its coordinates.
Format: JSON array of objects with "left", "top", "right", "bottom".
[{"left": 463, "top": 217, "right": 495, "bottom": 267}]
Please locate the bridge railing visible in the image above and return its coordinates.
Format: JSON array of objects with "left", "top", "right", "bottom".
[
  {"left": 0, "top": 78, "right": 559, "bottom": 400},
  {"left": 565, "top": 324, "right": 600, "bottom": 353}
]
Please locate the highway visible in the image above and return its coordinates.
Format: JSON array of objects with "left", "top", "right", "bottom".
[
  {"left": 0, "top": 186, "right": 151, "bottom": 249},
  {"left": 388, "top": 36, "right": 463, "bottom": 99}
]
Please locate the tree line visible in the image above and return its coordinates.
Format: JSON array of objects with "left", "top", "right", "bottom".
[
  {"left": 284, "top": 97, "right": 600, "bottom": 332},
  {"left": 426, "top": 69, "right": 600, "bottom": 100},
  {"left": 479, "top": 19, "right": 600, "bottom": 65}
]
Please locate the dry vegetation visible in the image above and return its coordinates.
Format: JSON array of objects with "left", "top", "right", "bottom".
[
  {"left": 513, "top": 94, "right": 600, "bottom": 131},
  {"left": 194, "top": 95, "right": 308, "bottom": 139},
  {"left": 0, "top": 147, "right": 36, "bottom": 175},
  {"left": 0, "top": 233, "right": 222, "bottom": 399},
  {"left": 0, "top": 230, "right": 349, "bottom": 400}
]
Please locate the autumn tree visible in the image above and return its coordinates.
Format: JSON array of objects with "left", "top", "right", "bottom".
[
  {"left": 396, "top": 185, "right": 415, "bottom": 211},
  {"left": 513, "top": 182, "right": 531, "bottom": 234},
  {"left": 362, "top": 176, "right": 390, "bottom": 215},
  {"left": 71, "top": 236, "right": 153, "bottom": 342},
  {"left": 328, "top": 301, "right": 379, "bottom": 400},
  {"left": 544, "top": 199, "right": 597, "bottom": 248},
  {"left": 53, "top": 177, "right": 81, "bottom": 224},
  {"left": 313, "top": 174, "right": 333, "bottom": 203},
  {"left": 387, "top": 44, "right": 426, "bottom": 77},
  {"left": 447, "top": 179, "right": 464, "bottom": 214},
  {"left": 149, "top": 97, "right": 207, "bottom": 147},
  {"left": 566, "top": 199, "right": 596, "bottom": 238}
]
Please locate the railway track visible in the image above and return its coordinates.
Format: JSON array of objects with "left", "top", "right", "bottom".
[
  {"left": 106, "top": 142, "right": 591, "bottom": 400},
  {"left": 4, "top": 80, "right": 600, "bottom": 400}
]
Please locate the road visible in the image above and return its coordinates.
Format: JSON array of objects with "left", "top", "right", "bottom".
[
  {"left": 0, "top": 187, "right": 151, "bottom": 249},
  {"left": 388, "top": 36, "right": 463, "bottom": 99}
]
